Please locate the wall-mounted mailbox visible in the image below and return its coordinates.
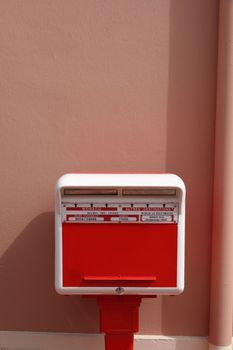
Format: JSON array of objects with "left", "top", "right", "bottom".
[{"left": 55, "top": 173, "right": 185, "bottom": 296}]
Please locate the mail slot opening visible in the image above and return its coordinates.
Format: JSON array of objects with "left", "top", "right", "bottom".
[
  {"left": 122, "top": 188, "right": 176, "bottom": 196},
  {"left": 64, "top": 188, "right": 118, "bottom": 196}
]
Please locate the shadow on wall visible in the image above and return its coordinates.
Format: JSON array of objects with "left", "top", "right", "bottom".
[
  {"left": 163, "top": 0, "right": 218, "bottom": 336},
  {"left": 0, "top": 212, "right": 99, "bottom": 332}
]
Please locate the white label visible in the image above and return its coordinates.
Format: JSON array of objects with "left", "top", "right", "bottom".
[
  {"left": 111, "top": 217, "right": 137, "bottom": 222},
  {"left": 142, "top": 215, "right": 173, "bottom": 222},
  {"left": 69, "top": 216, "right": 104, "bottom": 222}
]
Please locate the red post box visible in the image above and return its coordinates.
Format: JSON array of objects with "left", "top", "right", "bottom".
[{"left": 55, "top": 173, "right": 186, "bottom": 350}]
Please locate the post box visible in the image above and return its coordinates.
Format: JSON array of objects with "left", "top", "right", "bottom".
[{"left": 55, "top": 173, "right": 185, "bottom": 296}]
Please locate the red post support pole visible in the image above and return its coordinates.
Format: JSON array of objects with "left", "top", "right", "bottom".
[
  {"left": 105, "top": 334, "right": 133, "bottom": 350},
  {"left": 97, "top": 296, "right": 142, "bottom": 350}
]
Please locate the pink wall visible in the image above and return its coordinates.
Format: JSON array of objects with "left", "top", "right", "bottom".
[{"left": 0, "top": 0, "right": 218, "bottom": 335}]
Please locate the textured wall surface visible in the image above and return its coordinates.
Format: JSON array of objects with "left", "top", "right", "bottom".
[{"left": 0, "top": 0, "right": 218, "bottom": 335}]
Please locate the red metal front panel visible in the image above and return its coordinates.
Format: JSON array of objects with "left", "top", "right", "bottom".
[{"left": 62, "top": 223, "right": 177, "bottom": 288}]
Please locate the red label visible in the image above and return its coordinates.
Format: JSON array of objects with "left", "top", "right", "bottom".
[{"left": 62, "top": 203, "right": 178, "bottom": 224}]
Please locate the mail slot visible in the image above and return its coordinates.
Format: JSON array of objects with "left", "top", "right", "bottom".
[{"left": 55, "top": 173, "right": 185, "bottom": 295}]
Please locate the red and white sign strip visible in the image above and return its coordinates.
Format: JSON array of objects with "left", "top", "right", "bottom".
[{"left": 61, "top": 203, "right": 178, "bottom": 224}]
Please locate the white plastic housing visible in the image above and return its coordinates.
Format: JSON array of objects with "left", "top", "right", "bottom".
[{"left": 55, "top": 173, "right": 186, "bottom": 295}]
